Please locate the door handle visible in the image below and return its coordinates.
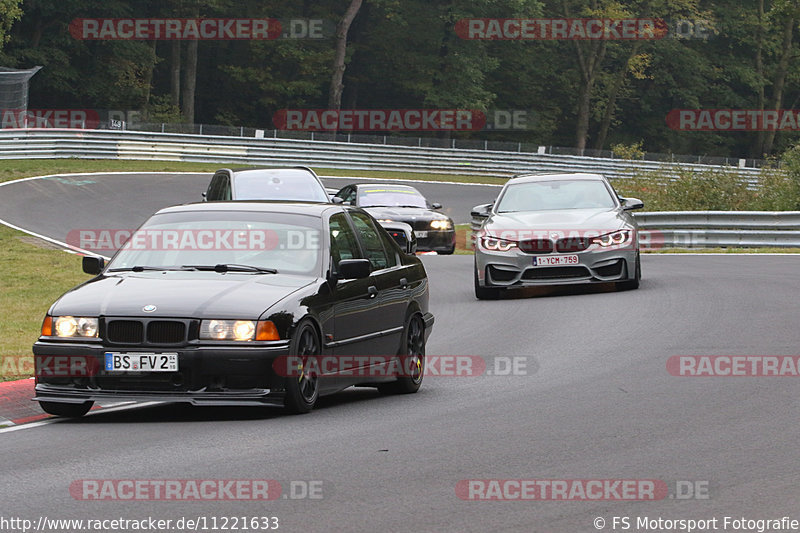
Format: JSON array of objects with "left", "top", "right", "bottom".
[
  {"left": 400, "top": 277, "right": 408, "bottom": 289},
  {"left": 368, "top": 286, "right": 378, "bottom": 298}
]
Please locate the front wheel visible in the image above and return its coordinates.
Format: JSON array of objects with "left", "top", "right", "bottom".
[
  {"left": 284, "top": 320, "right": 321, "bottom": 414},
  {"left": 39, "top": 401, "right": 93, "bottom": 418},
  {"left": 379, "top": 314, "right": 425, "bottom": 395}
]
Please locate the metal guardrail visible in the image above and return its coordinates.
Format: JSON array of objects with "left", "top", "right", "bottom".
[
  {"left": 469, "top": 211, "right": 800, "bottom": 248},
  {"left": 0, "top": 129, "right": 765, "bottom": 182}
]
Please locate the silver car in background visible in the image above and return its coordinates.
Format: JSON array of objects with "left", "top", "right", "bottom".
[{"left": 472, "top": 173, "right": 643, "bottom": 299}]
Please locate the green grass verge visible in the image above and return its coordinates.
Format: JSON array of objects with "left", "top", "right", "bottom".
[
  {"left": 0, "top": 158, "right": 505, "bottom": 185},
  {"left": 0, "top": 225, "right": 89, "bottom": 381}
]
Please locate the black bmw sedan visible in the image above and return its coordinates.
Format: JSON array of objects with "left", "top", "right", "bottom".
[
  {"left": 334, "top": 183, "right": 456, "bottom": 254},
  {"left": 32, "top": 202, "right": 434, "bottom": 416}
]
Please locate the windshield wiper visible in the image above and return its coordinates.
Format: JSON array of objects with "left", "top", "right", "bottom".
[
  {"left": 107, "top": 266, "right": 186, "bottom": 272},
  {"left": 181, "top": 264, "right": 278, "bottom": 274}
]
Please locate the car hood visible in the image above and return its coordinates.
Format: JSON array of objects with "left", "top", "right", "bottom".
[
  {"left": 50, "top": 272, "right": 315, "bottom": 319},
  {"left": 484, "top": 208, "right": 630, "bottom": 234},
  {"left": 364, "top": 206, "right": 447, "bottom": 221}
]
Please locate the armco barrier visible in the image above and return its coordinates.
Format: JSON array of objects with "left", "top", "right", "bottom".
[
  {"left": 0, "top": 129, "right": 764, "bottom": 181},
  {"left": 470, "top": 211, "right": 800, "bottom": 249}
]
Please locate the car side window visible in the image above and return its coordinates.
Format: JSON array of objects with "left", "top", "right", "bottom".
[
  {"left": 375, "top": 226, "right": 399, "bottom": 267},
  {"left": 329, "top": 213, "right": 360, "bottom": 265},
  {"left": 221, "top": 176, "right": 232, "bottom": 200},
  {"left": 336, "top": 187, "right": 357, "bottom": 205},
  {"left": 206, "top": 174, "right": 222, "bottom": 200},
  {"left": 207, "top": 172, "right": 230, "bottom": 201},
  {"left": 350, "top": 211, "right": 390, "bottom": 270}
]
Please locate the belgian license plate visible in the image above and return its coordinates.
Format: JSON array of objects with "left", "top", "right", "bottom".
[
  {"left": 533, "top": 255, "right": 579, "bottom": 266},
  {"left": 414, "top": 230, "right": 428, "bottom": 238},
  {"left": 104, "top": 352, "right": 178, "bottom": 372}
]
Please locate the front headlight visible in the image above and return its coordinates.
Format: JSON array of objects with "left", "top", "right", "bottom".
[
  {"left": 430, "top": 219, "right": 452, "bottom": 230},
  {"left": 591, "top": 230, "right": 632, "bottom": 247},
  {"left": 480, "top": 236, "right": 517, "bottom": 251},
  {"left": 199, "top": 320, "right": 279, "bottom": 341},
  {"left": 51, "top": 316, "right": 98, "bottom": 338}
]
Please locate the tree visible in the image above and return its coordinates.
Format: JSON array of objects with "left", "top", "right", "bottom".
[
  {"left": 328, "top": 0, "right": 363, "bottom": 111},
  {"left": 0, "top": 0, "right": 22, "bottom": 50}
]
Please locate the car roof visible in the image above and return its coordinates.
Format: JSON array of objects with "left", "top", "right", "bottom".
[
  {"left": 227, "top": 167, "right": 320, "bottom": 178},
  {"left": 156, "top": 201, "right": 340, "bottom": 217},
  {"left": 507, "top": 172, "right": 607, "bottom": 185},
  {"left": 352, "top": 183, "right": 421, "bottom": 191}
]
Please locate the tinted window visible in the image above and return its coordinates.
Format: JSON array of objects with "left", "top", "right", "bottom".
[
  {"left": 233, "top": 169, "right": 329, "bottom": 202},
  {"left": 220, "top": 176, "right": 232, "bottom": 200},
  {"left": 329, "top": 213, "right": 360, "bottom": 264},
  {"left": 375, "top": 226, "right": 399, "bottom": 267},
  {"left": 496, "top": 180, "right": 616, "bottom": 212},
  {"left": 336, "top": 187, "right": 357, "bottom": 205},
  {"left": 350, "top": 211, "right": 390, "bottom": 270},
  {"left": 206, "top": 173, "right": 226, "bottom": 200}
]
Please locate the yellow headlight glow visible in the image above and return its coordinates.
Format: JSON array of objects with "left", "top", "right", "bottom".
[{"left": 55, "top": 316, "right": 78, "bottom": 337}]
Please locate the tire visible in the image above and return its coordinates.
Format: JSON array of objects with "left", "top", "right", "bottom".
[
  {"left": 474, "top": 266, "right": 500, "bottom": 300},
  {"left": 617, "top": 253, "right": 641, "bottom": 291},
  {"left": 283, "top": 320, "right": 321, "bottom": 414},
  {"left": 378, "top": 314, "right": 426, "bottom": 395},
  {"left": 439, "top": 245, "right": 456, "bottom": 255},
  {"left": 39, "top": 401, "right": 93, "bottom": 418}
]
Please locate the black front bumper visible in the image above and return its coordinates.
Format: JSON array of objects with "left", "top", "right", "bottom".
[
  {"left": 32, "top": 340, "right": 291, "bottom": 407},
  {"left": 417, "top": 229, "right": 456, "bottom": 252}
]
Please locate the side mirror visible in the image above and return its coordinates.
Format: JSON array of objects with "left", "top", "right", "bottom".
[
  {"left": 431, "top": 202, "right": 442, "bottom": 210},
  {"left": 201, "top": 191, "right": 207, "bottom": 202},
  {"left": 407, "top": 234, "right": 418, "bottom": 255},
  {"left": 331, "top": 197, "right": 344, "bottom": 204},
  {"left": 337, "top": 258, "right": 371, "bottom": 279},
  {"left": 621, "top": 197, "right": 644, "bottom": 211},
  {"left": 471, "top": 203, "right": 493, "bottom": 218},
  {"left": 82, "top": 256, "right": 105, "bottom": 275}
]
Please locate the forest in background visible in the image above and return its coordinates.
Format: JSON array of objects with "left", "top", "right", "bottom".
[{"left": 1, "top": 0, "right": 800, "bottom": 160}]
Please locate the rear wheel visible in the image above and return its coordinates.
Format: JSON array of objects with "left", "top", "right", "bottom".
[
  {"left": 39, "top": 401, "right": 93, "bottom": 418},
  {"left": 379, "top": 314, "right": 425, "bottom": 395},
  {"left": 474, "top": 266, "right": 501, "bottom": 300},
  {"left": 284, "top": 321, "right": 320, "bottom": 414},
  {"left": 617, "top": 253, "right": 641, "bottom": 291}
]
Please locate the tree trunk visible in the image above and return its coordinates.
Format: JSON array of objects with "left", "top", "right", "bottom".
[
  {"left": 143, "top": 40, "right": 157, "bottom": 108},
  {"left": 182, "top": 38, "right": 198, "bottom": 124},
  {"left": 594, "top": 43, "right": 641, "bottom": 151},
  {"left": 170, "top": 41, "right": 181, "bottom": 108},
  {"left": 762, "top": 14, "right": 795, "bottom": 155},
  {"left": 565, "top": 0, "right": 605, "bottom": 152},
  {"left": 753, "top": 0, "right": 766, "bottom": 157},
  {"left": 573, "top": 40, "right": 606, "bottom": 152},
  {"left": 328, "top": 0, "right": 363, "bottom": 112}
]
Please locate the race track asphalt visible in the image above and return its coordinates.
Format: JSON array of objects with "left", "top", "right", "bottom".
[{"left": 1, "top": 172, "right": 799, "bottom": 532}]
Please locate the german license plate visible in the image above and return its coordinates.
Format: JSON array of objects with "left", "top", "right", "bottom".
[
  {"left": 414, "top": 230, "right": 428, "bottom": 238},
  {"left": 104, "top": 352, "right": 178, "bottom": 372},
  {"left": 533, "top": 255, "right": 579, "bottom": 266}
]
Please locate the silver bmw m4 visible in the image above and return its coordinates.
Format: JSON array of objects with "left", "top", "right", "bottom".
[{"left": 472, "top": 173, "right": 644, "bottom": 299}]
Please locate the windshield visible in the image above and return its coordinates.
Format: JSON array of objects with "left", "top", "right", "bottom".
[
  {"left": 495, "top": 180, "right": 617, "bottom": 213},
  {"left": 106, "top": 211, "right": 323, "bottom": 276},
  {"left": 358, "top": 186, "right": 427, "bottom": 208},
  {"left": 234, "top": 170, "right": 329, "bottom": 202}
]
